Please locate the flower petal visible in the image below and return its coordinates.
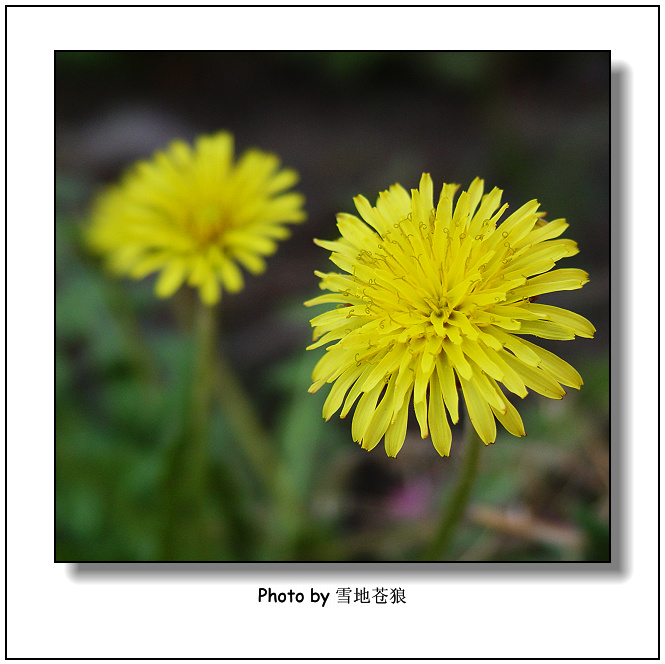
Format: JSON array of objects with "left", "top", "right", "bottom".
[
  {"left": 460, "top": 376, "right": 496, "bottom": 445},
  {"left": 428, "top": 371, "right": 452, "bottom": 456},
  {"left": 362, "top": 374, "right": 397, "bottom": 451},
  {"left": 351, "top": 380, "right": 385, "bottom": 443},
  {"left": 385, "top": 387, "right": 412, "bottom": 457},
  {"left": 154, "top": 257, "right": 186, "bottom": 298}
]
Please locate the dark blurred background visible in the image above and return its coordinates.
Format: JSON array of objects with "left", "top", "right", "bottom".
[{"left": 56, "top": 51, "right": 609, "bottom": 562}]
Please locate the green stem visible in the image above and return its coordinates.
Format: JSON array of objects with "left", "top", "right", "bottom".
[
  {"left": 212, "top": 347, "right": 305, "bottom": 559},
  {"left": 187, "top": 302, "right": 216, "bottom": 482},
  {"left": 423, "top": 412, "right": 483, "bottom": 561},
  {"left": 213, "top": 348, "right": 278, "bottom": 492},
  {"left": 161, "top": 302, "right": 215, "bottom": 560}
]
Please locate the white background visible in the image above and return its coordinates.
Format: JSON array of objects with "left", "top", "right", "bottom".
[{"left": 6, "top": 4, "right": 659, "bottom": 659}]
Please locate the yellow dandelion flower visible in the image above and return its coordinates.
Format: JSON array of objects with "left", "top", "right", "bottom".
[
  {"left": 306, "top": 174, "right": 595, "bottom": 457},
  {"left": 87, "top": 131, "right": 306, "bottom": 305}
]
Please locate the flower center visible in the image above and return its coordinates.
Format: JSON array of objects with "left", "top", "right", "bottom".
[
  {"left": 192, "top": 206, "right": 230, "bottom": 246},
  {"left": 427, "top": 297, "right": 452, "bottom": 336}
]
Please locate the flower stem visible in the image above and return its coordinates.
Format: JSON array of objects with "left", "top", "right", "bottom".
[
  {"left": 161, "top": 302, "right": 215, "bottom": 560},
  {"left": 212, "top": 347, "right": 306, "bottom": 559},
  {"left": 423, "top": 411, "right": 483, "bottom": 561},
  {"left": 213, "top": 348, "right": 278, "bottom": 492},
  {"left": 188, "top": 302, "right": 216, "bottom": 478}
]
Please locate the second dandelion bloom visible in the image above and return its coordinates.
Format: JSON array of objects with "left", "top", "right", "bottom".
[
  {"left": 87, "top": 131, "right": 306, "bottom": 305},
  {"left": 306, "top": 175, "right": 595, "bottom": 457}
]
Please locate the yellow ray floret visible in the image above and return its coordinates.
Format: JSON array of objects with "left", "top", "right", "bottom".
[
  {"left": 87, "top": 131, "right": 306, "bottom": 305},
  {"left": 306, "top": 174, "right": 594, "bottom": 457}
]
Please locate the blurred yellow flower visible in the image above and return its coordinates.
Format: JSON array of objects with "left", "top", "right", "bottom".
[
  {"left": 87, "top": 131, "right": 306, "bottom": 305},
  {"left": 306, "top": 175, "right": 595, "bottom": 457}
]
